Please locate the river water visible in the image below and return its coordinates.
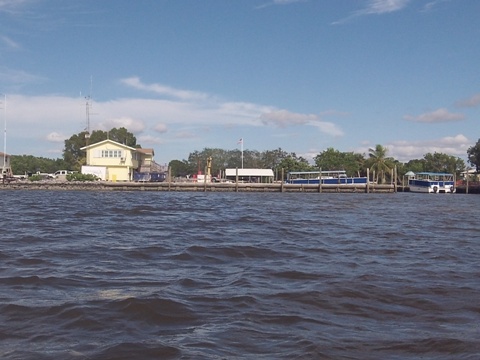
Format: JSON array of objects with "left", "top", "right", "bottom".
[{"left": 0, "top": 190, "right": 478, "bottom": 359}]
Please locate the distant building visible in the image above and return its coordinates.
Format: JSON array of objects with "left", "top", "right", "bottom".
[
  {"left": 80, "top": 139, "right": 165, "bottom": 182},
  {"left": 224, "top": 168, "right": 274, "bottom": 183},
  {"left": 0, "top": 151, "right": 12, "bottom": 177}
]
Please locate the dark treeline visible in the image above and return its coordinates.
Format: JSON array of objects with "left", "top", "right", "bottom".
[
  {"left": 168, "top": 145, "right": 470, "bottom": 183},
  {"left": 9, "top": 128, "right": 480, "bottom": 183},
  {"left": 11, "top": 127, "right": 138, "bottom": 175}
]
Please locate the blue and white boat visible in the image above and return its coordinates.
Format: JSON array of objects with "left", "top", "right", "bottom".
[
  {"left": 286, "top": 170, "right": 368, "bottom": 185},
  {"left": 408, "top": 172, "right": 455, "bottom": 193}
]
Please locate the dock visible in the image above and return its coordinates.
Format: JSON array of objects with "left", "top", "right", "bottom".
[{"left": 2, "top": 180, "right": 397, "bottom": 193}]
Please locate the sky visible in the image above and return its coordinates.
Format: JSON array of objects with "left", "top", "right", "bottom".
[{"left": 0, "top": 0, "right": 479, "bottom": 166}]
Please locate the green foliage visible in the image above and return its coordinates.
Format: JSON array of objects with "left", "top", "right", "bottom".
[
  {"left": 366, "top": 144, "right": 394, "bottom": 184},
  {"left": 278, "top": 155, "right": 313, "bottom": 177},
  {"left": 10, "top": 155, "right": 68, "bottom": 175},
  {"left": 63, "top": 127, "right": 139, "bottom": 171},
  {"left": 422, "top": 152, "right": 465, "bottom": 175},
  {"left": 261, "top": 148, "right": 289, "bottom": 169},
  {"left": 404, "top": 159, "right": 426, "bottom": 173},
  {"left": 314, "top": 148, "right": 365, "bottom": 177},
  {"left": 28, "top": 174, "right": 43, "bottom": 182},
  {"left": 66, "top": 173, "right": 98, "bottom": 182},
  {"left": 467, "top": 138, "right": 480, "bottom": 172},
  {"left": 176, "top": 147, "right": 312, "bottom": 179},
  {"left": 168, "top": 159, "right": 191, "bottom": 177}
]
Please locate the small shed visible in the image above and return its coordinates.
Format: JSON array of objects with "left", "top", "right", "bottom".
[{"left": 225, "top": 168, "right": 274, "bottom": 183}]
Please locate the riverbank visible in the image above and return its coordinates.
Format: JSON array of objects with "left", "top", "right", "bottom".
[{"left": 1, "top": 180, "right": 397, "bottom": 193}]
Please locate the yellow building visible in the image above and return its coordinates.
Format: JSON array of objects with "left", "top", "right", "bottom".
[{"left": 81, "top": 139, "right": 159, "bottom": 182}]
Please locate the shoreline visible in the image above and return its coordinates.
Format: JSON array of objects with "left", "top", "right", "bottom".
[
  {"left": 1, "top": 180, "right": 397, "bottom": 193},
  {"left": 3, "top": 180, "right": 476, "bottom": 193}
]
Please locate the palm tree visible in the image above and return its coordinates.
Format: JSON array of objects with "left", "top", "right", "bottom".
[{"left": 368, "top": 144, "right": 391, "bottom": 184}]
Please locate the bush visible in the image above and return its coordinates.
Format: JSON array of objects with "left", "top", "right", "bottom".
[
  {"left": 28, "top": 175, "right": 43, "bottom": 182},
  {"left": 67, "top": 173, "right": 99, "bottom": 182}
]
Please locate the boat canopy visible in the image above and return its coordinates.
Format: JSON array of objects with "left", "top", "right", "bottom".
[{"left": 225, "top": 168, "right": 274, "bottom": 177}]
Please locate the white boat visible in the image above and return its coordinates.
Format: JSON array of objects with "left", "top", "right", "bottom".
[
  {"left": 286, "top": 170, "right": 368, "bottom": 186},
  {"left": 408, "top": 172, "right": 455, "bottom": 193}
]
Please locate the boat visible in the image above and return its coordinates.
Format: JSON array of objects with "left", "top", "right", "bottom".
[
  {"left": 286, "top": 170, "right": 368, "bottom": 186},
  {"left": 408, "top": 172, "right": 455, "bottom": 193}
]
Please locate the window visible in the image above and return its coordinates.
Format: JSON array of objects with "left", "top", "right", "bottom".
[{"left": 101, "top": 150, "right": 123, "bottom": 158}]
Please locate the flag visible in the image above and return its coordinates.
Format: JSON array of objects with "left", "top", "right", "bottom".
[{"left": 237, "top": 138, "right": 243, "bottom": 144}]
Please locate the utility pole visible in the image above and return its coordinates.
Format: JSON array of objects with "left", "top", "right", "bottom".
[{"left": 0, "top": 94, "right": 6, "bottom": 178}]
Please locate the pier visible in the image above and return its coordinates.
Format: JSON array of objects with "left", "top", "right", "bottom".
[{"left": 2, "top": 180, "right": 397, "bottom": 193}]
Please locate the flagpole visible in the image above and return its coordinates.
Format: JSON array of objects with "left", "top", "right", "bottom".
[{"left": 1, "top": 94, "right": 5, "bottom": 177}]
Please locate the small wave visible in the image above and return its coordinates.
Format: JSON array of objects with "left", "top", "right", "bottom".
[{"left": 108, "top": 297, "right": 200, "bottom": 326}]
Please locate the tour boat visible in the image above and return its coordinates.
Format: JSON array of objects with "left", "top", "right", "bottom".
[
  {"left": 408, "top": 172, "right": 455, "bottom": 193},
  {"left": 286, "top": 170, "right": 368, "bottom": 185}
]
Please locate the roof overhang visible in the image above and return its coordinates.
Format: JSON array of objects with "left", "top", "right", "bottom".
[{"left": 225, "top": 168, "right": 274, "bottom": 177}]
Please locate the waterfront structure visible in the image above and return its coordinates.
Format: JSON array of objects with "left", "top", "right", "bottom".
[
  {"left": 0, "top": 151, "right": 12, "bottom": 177},
  {"left": 224, "top": 168, "right": 274, "bottom": 183},
  {"left": 286, "top": 170, "right": 368, "bottom": 186},
  {"left": 81, "top": 139, "right": 164, "bottom": 182},
  {"left": 408, "top": 172, "right": 455, "bottom": 193}
]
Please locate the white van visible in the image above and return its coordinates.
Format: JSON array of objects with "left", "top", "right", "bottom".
[{"left": 53, "top": 170, "right": 72, "bottom": 179}]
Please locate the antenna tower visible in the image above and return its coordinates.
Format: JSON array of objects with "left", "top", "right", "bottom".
[{"left": 85, "top": 76, "right": 93, "bottom": 146}]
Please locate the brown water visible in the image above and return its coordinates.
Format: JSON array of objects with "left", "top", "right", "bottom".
[{"left": 0, "top": 191, "right": 479, "bottom": 359}]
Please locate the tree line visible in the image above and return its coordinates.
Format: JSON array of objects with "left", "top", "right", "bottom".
[
  {"left": 9, "top": 128, "right": 480, "bottom": 182},
  {"left": 169, "top": 145, "right": 472, "bottom": 183},
  {"left": 11, "top": 127, "right": 138, "bottom": 175}
]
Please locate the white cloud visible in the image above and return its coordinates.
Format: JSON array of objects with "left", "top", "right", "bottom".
[
  {"left": 0, "top": 67, "right": 46, "bottom": 86},
  {"left": 456, "top": 93, "right": 480, "bottom": 108},
  {"left": 120, "top": 77, "right": 209, "bottom": 101},
  {"left": 0, "top": 0, "right": 32, "bottom": 14},
  {"left": 255, "top": 0, "right": 306, "bottom": 10},
  {"left": 154, "top": 123, "right": 168, "bottom": 134},
  {"left": 7, "top": 85, "right": 344, "bottom": 157},
  {"left": 0, "top": 35, "right": 21, "bottom": 49},
  {"left": 381, "top": 134, "right": 471, "bottom": 162},
  {"left": 363, "top": 0, "right": 410, "bottom": 14},
  {"left": 422, "top": 0, "right": 451, "bottom": 12},
  {"left": 403, "top": 108, "right": 465, "bottom": 123},
  {"left": 98, "top": 117, "right": 146, "bottom": 133},
  {"left": 260, "top": 109, "right": 344, "bottom": 136},
  {"left": 137, "top": 134, "right": 163, "bottom": 145},
  {"left": 46, "top": 132, "right": 66, "bottom": 143},
  {"left": 333, "top": 0, "right": 410, "bottom": 24},
  {"left": 261, "top": 109, "right": 314, "bottom": 127}
]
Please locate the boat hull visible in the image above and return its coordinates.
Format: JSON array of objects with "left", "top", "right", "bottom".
[
  {"left": 287, "top": 177, "right": 368, "bottom": 185},
  {"left": 408, "top": 180, "right": 455, "bottom": 193}
]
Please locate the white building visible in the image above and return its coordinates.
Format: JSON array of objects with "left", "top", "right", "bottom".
[{"left": 0, "top": 151, "right": 12, "bottom": 177}]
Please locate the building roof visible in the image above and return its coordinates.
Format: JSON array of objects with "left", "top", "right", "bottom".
[
  {"left": 80, "top": 139, "right": 138, "bottom": 151},
  {"left": 135, "top": 148, "right": 154, "bottom": 156},
  {"left": 225, "top": 168, "right": 274, "bottom": 177}
]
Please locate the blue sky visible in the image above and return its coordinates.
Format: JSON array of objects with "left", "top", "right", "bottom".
[{"left": 1, "top": 0, "right": 479, "bottom": 165}]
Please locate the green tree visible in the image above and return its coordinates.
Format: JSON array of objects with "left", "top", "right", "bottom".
[
  {"left": 180, "top": 147, "right": 313, "bottom": 180},
  {"left": 261, "top": 148, "right": 289, "bottom": 170},
  {"left": 10, "top": 155, "right": 67, "bottom": 175},
  {"left": 168, "top": 159, "right": 191, "bottom": 177},
  {"left": 366, "top": 144, "right": 392, "bottom": 184},
  {"left": 63, "top": 131, "right": 88, "bottom": 171},
  {"left": 278, "top": 154, "right": 313, "bottom": 178},
  {"left": 422, "top": 152, "right": 465, "bottom": 175},
  {"left": 405, "top": 158, "right": 426, "bottom": 173},
  {"left": 107, "top": 127, "right": 138, "bottom": 147},
  {"left": 314, "top": 148, "right": 365, "bottom": 177},
  {"left": 467, "top": 138, "right": 480, "bottom": 172},
  {"left": 63, "top": 127, "right": 139, "bottom": 171}
]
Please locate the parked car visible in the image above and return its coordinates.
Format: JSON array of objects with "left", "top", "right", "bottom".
[{"left": 53, "top": 170, "right": 74, "bottom": 179}]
